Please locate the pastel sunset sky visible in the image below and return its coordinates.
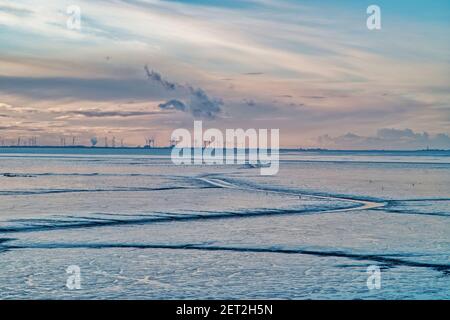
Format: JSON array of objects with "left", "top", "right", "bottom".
[{"left": 0, "top": 0, "right": 449, "bottom": 148}]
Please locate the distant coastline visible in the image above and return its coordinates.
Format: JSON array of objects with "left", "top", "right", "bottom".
[{"left": 0, "top": 146, "right": 449, "bottom": 153}]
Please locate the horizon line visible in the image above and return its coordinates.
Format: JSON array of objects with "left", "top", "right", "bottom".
[{"left": 0, "top": 146, "right": 449, "bottom": 152}]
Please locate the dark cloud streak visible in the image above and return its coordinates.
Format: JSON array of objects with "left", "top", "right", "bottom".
[
  {"left": 144, "top": 65, "right": 177, "bottom": 90},
  {"left": 69, "top": 109, "right": 168, "bottom": 118},
  {"left": 158, "top": 99, "right": 187, "bottom": 111},
  {"left": 0, "top": 76, "right": 170, "bottom": 101}
]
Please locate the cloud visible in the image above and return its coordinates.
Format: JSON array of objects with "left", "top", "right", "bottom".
[
  {"left": 0, "top": 0, "right": 448, "bottom": 146},
  {"left": 301, "top": 96, "right": 326, "bottom": 99},
  {"left": 0, "top": 4, "right": 34, "bottom": 17},
  {"left": 69, "top": 109, "right": 167, "bottom": 118},
  {"left": 144, "top": 66, "right": 177, "bottom": 91},
  {"left": 377, "top": 128, "right": 425, "bottom": 140},
  {"left": 317, "top": 128, "right": 450, "bottom": 150},
  {"left": 158, "top": 99, "right": 187, "bottom": 111},
  {"left": 187, "top": 87, "right": 223, "bottom": 119},
  {"left": 0, "top": 76, "right": 170, "bottom": 101},
  {"left": 0, "top": 69, "right": 223, "bottom": 119},
  {"left": 243, "top": 99, "right": 256, "bottom": 106},
  {"left": 146, "top": 67, "right": 223, "bottom": 119},
  {"left": 0, "top": 102, "right": 38, "bottom": 114},
  {"left": 0, "top": 125, "right": 43, "bottom": 131},
  {"left": 158, "top": 90, "right": 223, "bottom": 119}
]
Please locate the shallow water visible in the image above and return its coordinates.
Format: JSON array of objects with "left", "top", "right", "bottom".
[{"left": 0, "top": 148, "right": 449, "bottom": 299}]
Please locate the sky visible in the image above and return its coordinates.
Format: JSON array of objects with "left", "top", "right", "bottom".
[{"left": 0, "top": 0, "right": 449, "bottom": 149}]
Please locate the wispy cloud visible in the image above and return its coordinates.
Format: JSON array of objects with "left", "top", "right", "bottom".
[
  {"left": 144, "top": 66, "right": 177, "bottom": 91},
  {"left": 0, "top": 0, "right": 448, "bottom": 146},
  {"left": 68, "top": 109, "right": 168, "bottom": 118}
]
